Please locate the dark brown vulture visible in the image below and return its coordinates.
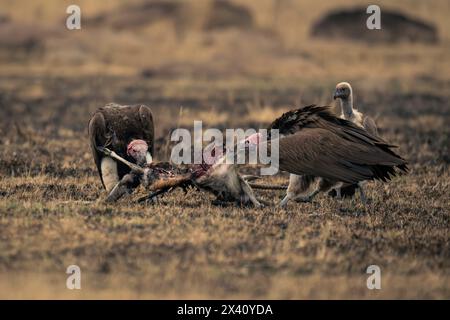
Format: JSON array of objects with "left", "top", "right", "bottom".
[
  {"left": 288, "top": 82, "right": 381, "bottom": 203},
  {"left": 88, "top": 103, "right": 154, "bottom": 192},
  {"left": 245, "top": 105, "right": 407, "bottom": 207}
]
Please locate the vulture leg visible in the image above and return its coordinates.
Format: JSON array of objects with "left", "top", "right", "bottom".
[
  {"left": 279, "top": 174, "right": 316, "bottom": 208},
  {"left": 311, "top": 179, "right": 343, "bottom": 201},
  {"left": 358, "top": 182, "right": 368, "bottom": 205},
  {"left": 281, "top": 179, "right": 341, "bottom": 207},
  {"left": 100, "top": 157, "right": 119, "bottom": 192},
  {"left": 291, "top": 179, "right": 332, "bottom": 203},
  {"left": 292, "top": 188, "right": 320, "bottom": 203},
  {"left": 279, "top": 191, "right": 315, "bottom": 208},
  {"left": 335, "top": 187, "right": 342, "bottom": 199}
]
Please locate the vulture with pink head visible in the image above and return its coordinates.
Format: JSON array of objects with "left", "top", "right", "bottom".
[{"left": 247, "top": 105, "right": 408, "bottom": 207}]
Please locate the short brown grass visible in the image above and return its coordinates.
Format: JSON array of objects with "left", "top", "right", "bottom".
[{"left": 0, "top": 0, "right": 449, "bottom": 299}]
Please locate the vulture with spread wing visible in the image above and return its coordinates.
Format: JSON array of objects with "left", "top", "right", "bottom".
[
  {"left": 246, "top": 105, "right": 407, "bottom": 207},
  {"left": 88, "top": 103, "right": 155, "bottom": 192}
]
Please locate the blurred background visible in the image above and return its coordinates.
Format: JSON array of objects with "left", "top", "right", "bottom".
[
  {"left": 1, "top": 0, "right": 449, "bottom": 166},
  {"left": 0, "top": 0, "right": 449, "bottom": 299}
]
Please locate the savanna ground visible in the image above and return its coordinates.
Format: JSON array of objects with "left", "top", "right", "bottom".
[{"left": 0, "top": 0, "right": 449, "bottom": 299}]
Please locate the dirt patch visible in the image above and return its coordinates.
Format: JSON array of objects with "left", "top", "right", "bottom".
[{"left": 311, "top": 7, "right": 438, "bottom": 44}]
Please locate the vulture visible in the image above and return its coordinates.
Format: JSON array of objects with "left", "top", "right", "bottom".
[
  {"left": 88, "top": 103, "right": 154, "bottom": 192},
  {"left": 245, "top": 105, "right": 407, "bottom": 207},
  {"left": 334, "top": 82, "right": 378, "bottom": 135},
  {"left": 331, "top": 81, "right": 379, "bottom": 200},
  {"left": 283, "top": 82, "right": 381, "bottom": 204}
]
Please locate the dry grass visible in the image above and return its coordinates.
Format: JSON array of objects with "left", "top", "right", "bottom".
[
  {"left": 0, "top": 169, "right": 448, "bottom": 299},
  {"left": 0, "top": 0, "right": 449, "bottom": 299}
]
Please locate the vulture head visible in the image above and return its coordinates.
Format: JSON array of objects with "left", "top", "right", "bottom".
[
  {"left": 333, "top": 82, "right": 352, "bottom": 100},
  {"left": 127, "top": 139, "right": 151, "bottom": 166},
  {"left": 243, "top": 132, "right": 263, "bottom": 152}
]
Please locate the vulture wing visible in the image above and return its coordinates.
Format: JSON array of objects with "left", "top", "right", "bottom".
[
  {"left": 363, "top": 115, "right": 379, "bottom": 137},
  {"left": 88, "top": 111, "right": 109, "bottom": 188},
  {"left": 138, "top": 105, "right": 155, "bottom": 157},
  {"left": 270, "top": 105, "right": 407, "bottom": 184}
]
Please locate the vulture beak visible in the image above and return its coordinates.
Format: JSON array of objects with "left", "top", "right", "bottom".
[
  {"left": 333, "top": 89, "right": 341, "bottom": 100},
  {"left": 333, "top": 89, "right": 339, "bottom": 100}
]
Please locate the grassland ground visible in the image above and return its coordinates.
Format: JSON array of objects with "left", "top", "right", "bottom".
[
  {"left": 0, "top": 75, "right": 449, "bottom": 299},
  {"left": 0, "top": 0, "right": 449, "bottom": 299}
]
